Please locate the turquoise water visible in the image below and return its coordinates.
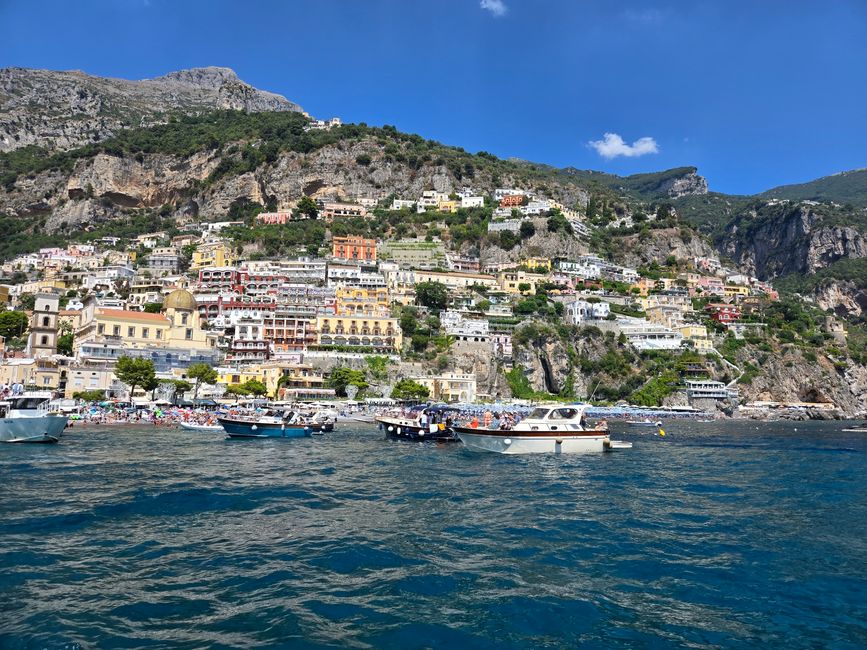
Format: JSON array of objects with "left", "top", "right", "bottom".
[{"left": 1, "top": 421, "right": 866, "bottom": 648}]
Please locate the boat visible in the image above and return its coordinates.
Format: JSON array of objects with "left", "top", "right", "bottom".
[
  {"left": 217, "top": 409, "right": 334, "bottom": 439},
  {"left": 628, "top": 418, "right": 663, "bottom": 427},
  {"left": 376, "top": 405, "right": 459, "bottom": 442},
  {"left": 179, "top": 421, "right": 224, "bottom": 433},
  {"left": 454, "top": 404, "right": 632, "bottom": 454},
  {"left": 842, "top": 422, "right": 867, "bottom": 433},
  {"left": 0, "top": 392, "right": 68, "bottom": 444}
]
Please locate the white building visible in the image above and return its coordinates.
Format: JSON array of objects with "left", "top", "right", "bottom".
[
  {"left": 460, "top": 196, "right": 485, "bottom": 209},
  {"left": 562, "top": 299, "right": 610, "bottom": 325},
  {"left": 441, "top": 310, "right": 490, "bottom": 340},
  {"left": 391, "top": 199, "right": 416, "bottom": 211}
]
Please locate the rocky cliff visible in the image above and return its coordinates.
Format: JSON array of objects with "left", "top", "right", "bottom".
[
  {"left": 0, "top": 67, "right": 303, "bottom": 152},
  {"left": 721, "top": 204, "right": 867, "bottom": 279}
]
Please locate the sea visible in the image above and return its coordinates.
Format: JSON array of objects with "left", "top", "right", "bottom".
[{"left": 1, "top": 420, "right": 866, "bottom": 649}]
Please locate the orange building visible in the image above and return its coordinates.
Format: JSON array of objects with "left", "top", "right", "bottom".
[
  {"left": 332, "top": 235, "right": 377, "bottom": 262},
  {"left": 499, "top": 194, "right": 524, "bottom": 208}
]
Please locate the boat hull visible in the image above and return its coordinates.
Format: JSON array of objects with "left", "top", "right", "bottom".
[
  {"left": 0, "top": 415, "right": 67, "bottom": 444},
  {"left": 376, "top": 417, "right": 457, "bottom": 442},
  {"left": 217, "top": 417, "right": 332, "bottom": 438},
  {"left": 454, "top": 427, "right": 609, "bottom": 454}
]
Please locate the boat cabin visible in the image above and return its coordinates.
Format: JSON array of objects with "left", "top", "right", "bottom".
[{"left": 517, "top": 405, "right": 591, "bottom": 431}]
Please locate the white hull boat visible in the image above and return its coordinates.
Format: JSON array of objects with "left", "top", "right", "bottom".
[
  {"left": 0, "top": 393, "right": 68, "bottom": 443},
  {"left": 179, "top": 421, "right": 224, "bottom": 433},
  {"left": 455, "top": 405, "right": 631, "bottom": 455}
]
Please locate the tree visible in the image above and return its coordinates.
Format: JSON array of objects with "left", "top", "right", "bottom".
[
  {"left": 355, "top": 153, "right": 372, "bottom": 166},
  {"left": 415, "top": 281, "right": 449, "bottom": 310},
  {"left": 186, "top": 362, "right": 218, "bottom": 399},
  {"left": 390, "top": 379, "right": 430, "bottom": 401},
  {"left": 519, "top": 220, "right": 536, "bottom": 239},
  {"left": 326, "top": 366, "right": 368, "bottom": 397},
  {"left": 73, "top": 389, "right": 106, "bottom": 402},
  {"left": 17, "top": 293, "right": 35, "bottom": 311},
  {"left": 365, "top": 355, "right": 390, "bottom": 381},
  {"left": 225, "top": 384, "right": 250, "bottom": 399},
  {"left": 241, "top": 379, "right": 268, "bottom": 397},
  {"left": 296, "top": 195, "right": 319, "bottom": 219},
  {"left": 0, "top": 311, "right": 28, "bottom": 340},
  {"left": 518, "top": 282, "right": 531, "bottom": 294},
  {"left": 57, "top": 332, "right": 74, "bottom": 356},
  {"left": 143, "top": 302, "right": 163, "bottom": 313},
  {"left": 114, "top": 356, "right": 156, "bottom": 402}
]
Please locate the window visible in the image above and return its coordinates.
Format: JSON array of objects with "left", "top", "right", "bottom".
[
  {"left": 128, "top": 327, "right": 135, "bottom": 337},
  {"left": 40, "top": 335, "right": 48, "bottom": 345},
  {"left": 98, "top": 324, "right": 105, "bottom": 334},
  {"left": 113, "top": 325, "right": 120, "bottom": 336},
  {"left": 186, "top": 328, "right": 192, "bottom": 340},
  {"left": 181, "top": 313, "right": 189, "bottom": 325},
  {"left": 42, "top": 316, "right": 50, "bottom": 327},
  {"left": 155, "top": 330, "right": 162, "bottom": 339},
  {"left": 142, "top": 328, "right": 149, "bottom": 339}
]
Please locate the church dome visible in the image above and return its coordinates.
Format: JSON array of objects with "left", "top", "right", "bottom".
[{"left": 163, "top": 289, "right": 197, "bottom": 311}]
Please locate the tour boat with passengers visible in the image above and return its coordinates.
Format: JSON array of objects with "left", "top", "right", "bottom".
[
  {"left": 0, "top": 391, "right": 68, "bottom": 443},
  {"left": 453, "top": 404, "right": 632, "bottom": 454},
  {"left": 218, "top": 408, "right": 334, "bottom": 438},
  {"left": 376, "top": 405, "right": 460, "bottom": 442}
]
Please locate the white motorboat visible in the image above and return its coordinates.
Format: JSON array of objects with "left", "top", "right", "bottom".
[
  {"left": 0, "top": 392, "right": 68, "bottom": 443},
  {"left": 628, "top": 419, "right": 663, "bottom": 427},
  {"left": 842, "top": 422, "right": 867, "bottom": 433},
  {"left": 454, "top": 404, "right": 632, "bottom": 454},
  {"left": 179, "top": 421, "right": 224, "bottom": 433}
]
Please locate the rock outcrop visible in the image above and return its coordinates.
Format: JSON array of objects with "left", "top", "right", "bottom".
[
  {"left": 659, "top": 169, "right": 708, "bottom": 198},
  {"left": 0, "top": 66, "right": 303, "bottom": 152},
  {"left": 721, "top": 204, "right": 867, "bottom": 279}
]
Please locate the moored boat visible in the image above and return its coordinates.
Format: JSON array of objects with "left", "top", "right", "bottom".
[
  {"left": 179, "top": 421, "right": 224, "bottom": 433},
  {"left": 0, "top": 392, "right": 68, "bottom": 444},
  {"left": 454, "top": 404, "right": 631, "bottom": 454},
  {"left": 376, "top": 405, "right": 459, "bottom": 442},
  {"left": 628, "top": 419, "right": 663, "bottom": 428},
  {"left": 841, "top": 422, "right": 867, "bottom": 433},
  {"left": 217, "top": 411, "right": 334, "bottom": 438}
]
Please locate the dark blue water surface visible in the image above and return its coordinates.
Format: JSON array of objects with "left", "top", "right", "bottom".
[{"left": 2, "top": 420, "right": 867, "bottom": 649}]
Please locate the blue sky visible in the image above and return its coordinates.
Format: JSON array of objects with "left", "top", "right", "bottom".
[{"left": 2, "top": 0, "right": 866, "bottom": 195}]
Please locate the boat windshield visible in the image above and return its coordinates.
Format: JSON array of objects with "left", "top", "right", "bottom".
[
  {"left": 527, "top": 407, "right": 551, "bottom": 420},
  {"left": 9, "top": 397, "right": 48, "bottom": 410},
  {"left": 549, "top": 408, "right": 580, "bottom": 420}
]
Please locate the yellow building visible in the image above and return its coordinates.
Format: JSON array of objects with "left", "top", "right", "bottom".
[
  {"left": 336, "top": 287, "right": 390, "bottom": 316},
  {"left": 413, "top": 270, "right": 499, "bottom": 291},
  {"left": 497, "top": 270, "right": 549, "bottom": 294},
  {"left": 315, "top": 314, "right": 402, "bottom": 352},
  {"left": 0, "top": 358, "right": 64, "bottom": 390},
  {"left": 677, "top": 325, "right": 714, "bottom": 352},
  {"left": 216, "top": 362, "right": 326, "bottom": 398},
  {"left": 75, "top": 289, "right": 217, "bottom": 353},
  {"left": 725, "top": 284, "right": 751, "bottom": 299},
  {"left": 520, "top": 257, "right": 552, "bottom": 272},
  {"left": 191, "top": 241, "right": 238, "bottom": 271},
  {"left": 65, "top": 364, "right": 116, "bottom": 398},
  {"left": 437, "top": 199, "right": 458, "bottom": 213},
  {"left": 413, "top": 372, "right": 477, "bottom": 403}
]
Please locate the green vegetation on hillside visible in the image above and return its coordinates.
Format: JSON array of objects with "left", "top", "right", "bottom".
[{"left": 761, "top": 168, "right": 867, "bottom": 207}]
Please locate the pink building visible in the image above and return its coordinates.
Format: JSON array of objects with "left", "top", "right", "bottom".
[{"left": 256, "top": 211, "right": 292, "bottom": 225}]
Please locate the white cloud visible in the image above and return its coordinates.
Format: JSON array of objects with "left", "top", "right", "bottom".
[
  {"left": 480, "top": 0, "right": 508, "bottom": 17},
  {"left": 588, "top": 133, "right": 659, "bottom": 159}
]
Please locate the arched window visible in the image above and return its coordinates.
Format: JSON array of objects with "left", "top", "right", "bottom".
[
  {"left": 40, "top": 335, "right": 48, "bottom": 345},
  {"left": 42, "top": 316, "right": 50, "bottom": 327}
]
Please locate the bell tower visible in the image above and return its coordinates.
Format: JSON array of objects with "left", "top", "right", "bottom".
[{"left": 26, "top": 292, "right": 60, "bottom": 358}]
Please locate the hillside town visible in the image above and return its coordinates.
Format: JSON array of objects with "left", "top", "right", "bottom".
[{"left": 0, "top": 184, "right": 823, "bottom": 417}]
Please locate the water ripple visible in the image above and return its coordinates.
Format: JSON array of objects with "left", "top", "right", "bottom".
[{"left": 1, "top": 421, "right": 867, "bottom": 648}]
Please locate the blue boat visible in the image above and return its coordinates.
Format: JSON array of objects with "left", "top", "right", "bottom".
[{"left": 217, "top": 415, "right": 333, "bottom": 439}]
